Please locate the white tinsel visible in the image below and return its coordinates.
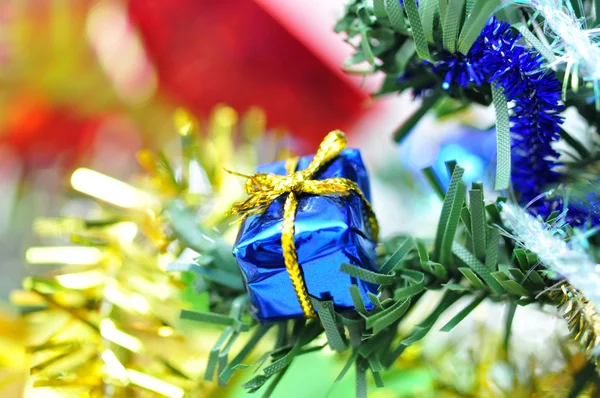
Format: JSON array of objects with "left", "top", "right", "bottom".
[
  {"left": 499, "top": 202, "right": 600, "bottom": 310},
  {"left": 515, "top": 0, "right": 600, "bottom": 88}
]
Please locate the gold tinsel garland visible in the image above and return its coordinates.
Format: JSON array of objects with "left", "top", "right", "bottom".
[
  {"left": 553, "top": 283, "right": 600, "bottom": 359},
  {"left": 10, "top": 106, "right": 284, "bottom": 397}
]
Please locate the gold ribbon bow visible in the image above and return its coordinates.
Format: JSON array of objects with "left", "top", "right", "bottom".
[{"left": 231, "top": 130, "right": 379, "bottom": 318}]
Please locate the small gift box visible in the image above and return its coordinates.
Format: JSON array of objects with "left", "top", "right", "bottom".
[{"left": 232, "top": 131, "right": 379, "bottom": 321}]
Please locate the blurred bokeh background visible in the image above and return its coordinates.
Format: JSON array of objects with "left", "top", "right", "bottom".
[
  {"left": 0, "top": 0, "right": 501, "bottom": 300},
  {"left": 0, "top": 1, "right": 526, "bottom": 396}
]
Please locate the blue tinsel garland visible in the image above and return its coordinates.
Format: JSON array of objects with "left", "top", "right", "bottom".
[
  {"left": 428, "top": 18, "right": 565, "bottom": 218},
  {"left": 570, "top": 178, "right": 600, "bottom": 226}
]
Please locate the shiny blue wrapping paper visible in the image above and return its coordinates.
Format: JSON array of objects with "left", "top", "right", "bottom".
[{"left": 232, "top": 149, "right": 379, "bottom": 321}]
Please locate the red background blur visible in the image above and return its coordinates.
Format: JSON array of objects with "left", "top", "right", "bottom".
[{"left": 128, "top": 0, "right": 368, "bottom": 149}]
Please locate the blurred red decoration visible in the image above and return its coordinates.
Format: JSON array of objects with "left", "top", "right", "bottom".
[
  {"left": 1, "top": 95, "right": 99, "bottom": 170},
  {"left": 128, "top": 0, "right": 368, "bottom": 150}
]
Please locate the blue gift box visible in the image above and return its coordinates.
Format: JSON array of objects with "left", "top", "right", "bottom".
[{"left": 232, "top": 149, "right": 379, "bottom": 321}]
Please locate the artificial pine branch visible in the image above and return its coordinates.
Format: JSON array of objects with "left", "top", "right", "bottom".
[{"left": 179, "top": 163, "right": 600, "bottom": 396}]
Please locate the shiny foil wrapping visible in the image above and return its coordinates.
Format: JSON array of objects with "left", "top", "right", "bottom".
[{"left": 233, "top": 149, "right": 378, "bottom": 321}]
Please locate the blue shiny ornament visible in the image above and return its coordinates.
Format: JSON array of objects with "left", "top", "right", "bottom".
[{"left": 233, "top": 150, "right": 379, "bottom": 322}]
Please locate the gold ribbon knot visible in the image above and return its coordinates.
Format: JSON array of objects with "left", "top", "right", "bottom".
[{"left": 231, "top": 130, "right": 378, "bottom": 318}]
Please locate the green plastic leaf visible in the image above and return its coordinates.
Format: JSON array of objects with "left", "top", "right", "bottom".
[
  {"left": 485, "top": 202, "right": 502, "bottom": 224},
  {"left": 545, "top": 211, "right": 560, "bottom": 224},
  {"left": 346, "top": 323, "right": 363, "bottom": 348},
  {"left": 181, "top": 310, "right": 237, "bottom": 327},
  {"left": 261, "top": 367, "right": 289, "bottom": 398},
  {"left": 358, "top": 331, "right": 383, "bottom": 358},
  {"left": 461, "top": 206, "right": 472, "bottom": 235},
  {"left": 311, "top": 299, "right": 347, "bottom": 351},
  {"left": 440, "top": 294, "right": 485, "bottom": 332},
  {"left": 395, "top": 271, "right": 425, "bottom": 300},
  {"left": 508, "top": 268, "right": 535, "bottom": 290},
  {"left": 367, "top": 299, "right": 411, "bottom": 334},
  {"left": 217, "top": 332, "right": 240, "bottom": 386},
  {"left": 384, "top": 293, "right": 459, "bottom": 366},
  {"left": 395, "top": 39, "right": 417, "bottom": 73},
  {"left": 418, "top": 291, "right": 461, "bottom": 329},
  {"left": 166, "top": 201, "right": 217, "bottom": 252},
  {"left": 344, "top": 51, "right": 369, "bottom": 68},
  {"left": 373, "top": 0, "right": 387, "bottom": 18},
  {"left": 245, "top": 322, "right": 322, "bottom": 390},
  {"left": 458, "top": 0, "right": 499, "bottom": 54},
  {"left": 527, "top": 270, "right": 545, "bottom": 288},
  {"left": 458, "top": 267, "right": 486, "bottom": 290},
  {"left": 402, "top": 269, "right": 426, "bottom": 284},
  {"left": 380, "top": 237, "right": 414, "bottom": 274},
  {"left": 442, "top": 0, "right": 465, "bottom": 53},
  {"left": 492, "top": 84, "right": 511, "bottom": 191},
  {"left": 428, "top": 261, "right": 449, "bottom": 280},
  {"left": 507, "top": 267, "right": 526, "bottom": 282},
  {"left": 372, "top": 370, "right": 385, "bottom": 388},
  {"left": 442, "top": 283, "right": 471, "bottom": 291},
  {"left": 422, "top": 166, "right": 445, "bottom": 200},
  {"left": 445, "top": 160, "right": 458, "bottom": 177},
  {"left": 503, "top": 302, "right": 516, "bottom": 350},
  {"left": 421, "top": 0, "right": 439, "bottom": 43},
  {"left": 416, "top": 239, "right": 430, "bottom": 264},
  {"left": 380, "top": 298, "right": 395, "bottom": 307},
  {"left": 439, "top": 0, "right": 448, "bottom": 24},
  {"left": 336, "top": 350, "right": 360, "bottom": 382},
  {"left": 525, "top": 250, "right": 538, "bottom": 267},
  {"left": 167, "top": 262, "right": 244, "bottom": 290},
  {"left": 219, "top": 324, "right": 271, "bottom": 385},
  {"left": 469, "top": 189, "right": 487, "bottom": 260},
  {"left": 376, "top": 74, "right": 403, "bottom": 96},
  {"left": 356, "top": 359, "right": 368, "bottom": 398},
  {"left": 434, "top": 97, "right": 470, "bottom": 118},
  {"left": 514, "top": 249, "right": 529, "bottom": 271},
  {"left": 385, "top": 0, "right": 407, "bottom": 31},
  {"left": 559, "top": 126, "right": 591, "bottom": 159},
  {"left": 514, "top": 23, "right": 556, "bottom": 64},
  {"left": 393, "top": 291, "right": 460, "bottom": 352},
  {"left": 243, "top": 375, "right": 268, "bottom": 391},
  {"left": 394, "top": 284, "right": 425, "bottom": 300},
  {"left": 466, "top": 0, "right": 475, "bottom": 14},
  {"left": 404, "top": 0, "right": 432, "bottom": 60},
  {"left": 340, "top": 263, "right": 395, "bottom": 285},
  {"left": 485, "top": 228, "right": 499, "bottom": 271},
  {"left": 205, "top": 327, "right": 235, "bottom": 380},
  {"left": 440, "top": 181, "right": 467, "bottom": 266},
  {"left": 204, "top": 296, "right": 252, "bottom": 382},
  {"left": 453, "top": 242, "right": 505, "bottom": 293},
  {"left": 500, "top": 280, "right": 531, "bottom": 297},
  {"left": 166, "top": 201, "right": 237, "bottom": 272},
  {"left": 393, "top": 89, "right": 442, "bottom": 142},
  {"left": 497, "top": 263, "right": 510, "bottom": 274},
  {"left": 434, "top": 165, "right": 465, "bottom": 261},
  {"left": 359, "top": 23, "right": 376, "bottom": 66},
  {"left": 368, "top": 292, "right": 383, "bottom": 309},
  {"left": 349, "top": 285, "right": 367, "bottom": 315}
]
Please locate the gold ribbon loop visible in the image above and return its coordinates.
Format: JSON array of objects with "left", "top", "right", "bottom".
[{"left": 231, "top": 130, "right": 378, "bottom": 318}]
